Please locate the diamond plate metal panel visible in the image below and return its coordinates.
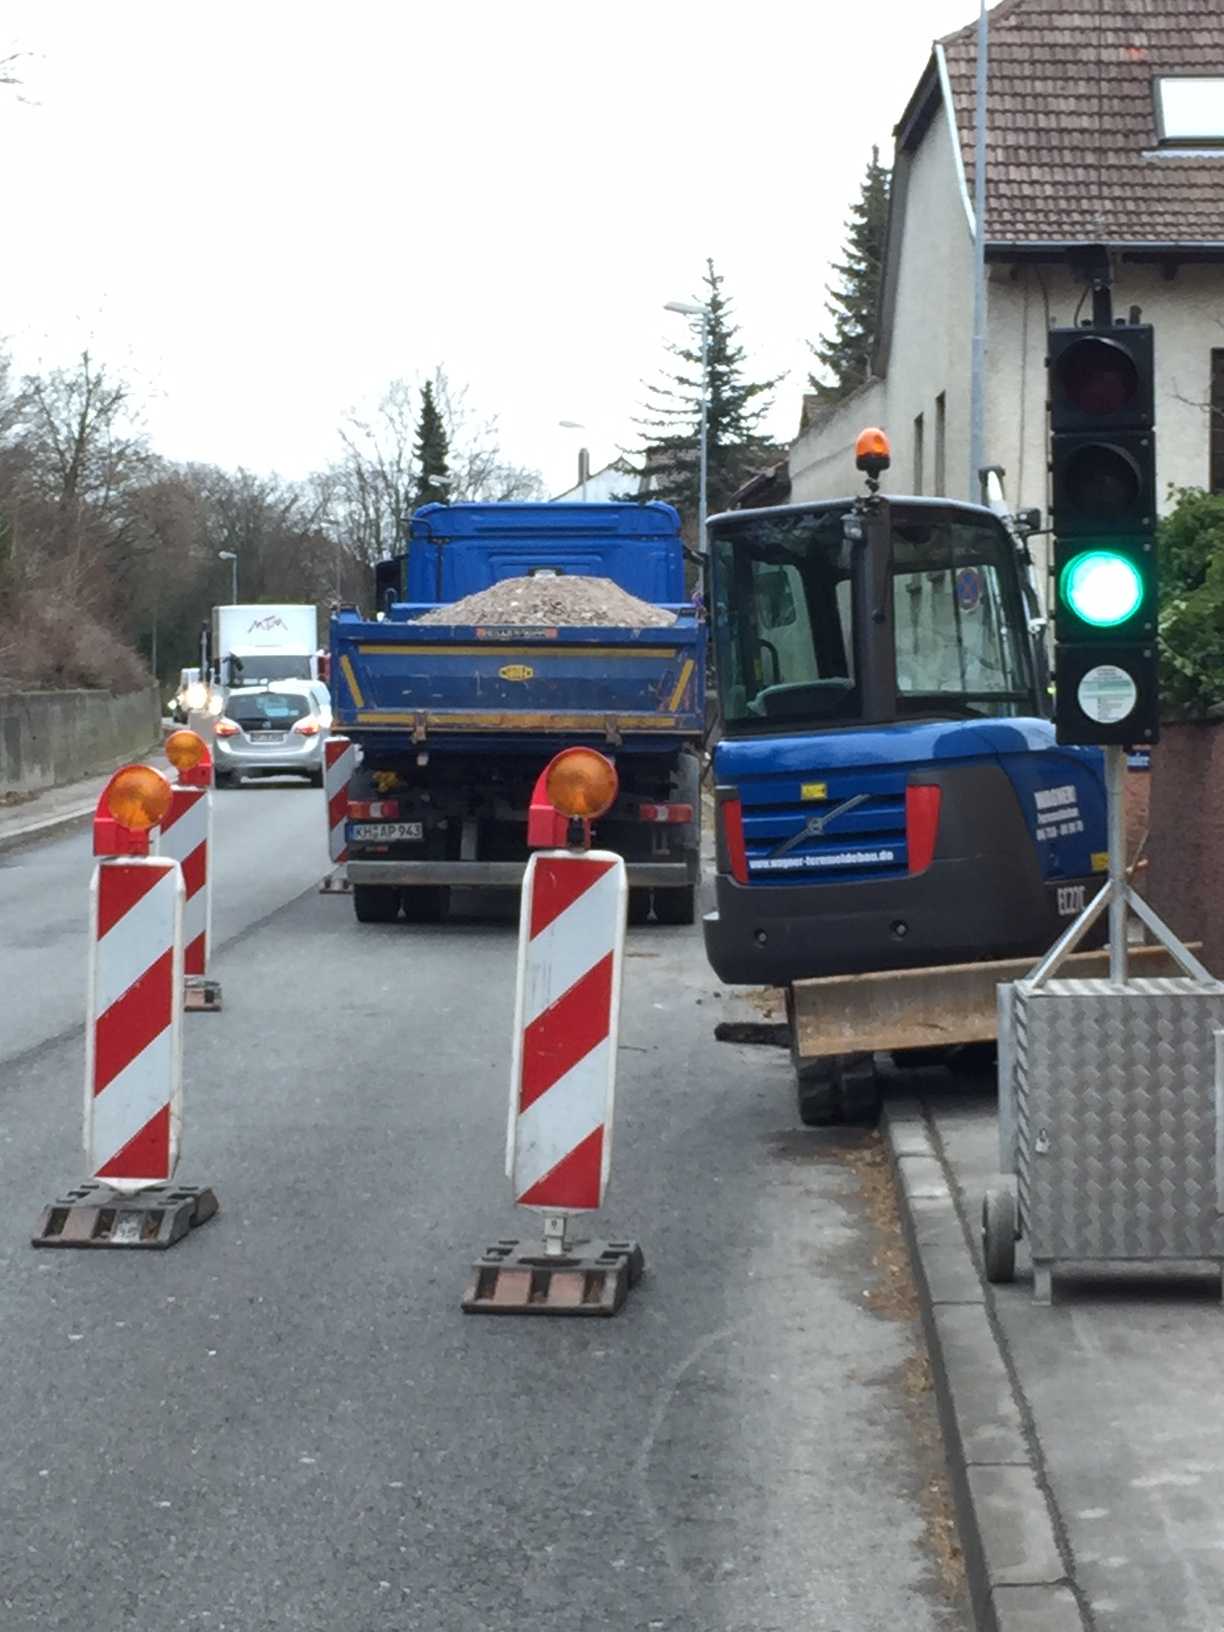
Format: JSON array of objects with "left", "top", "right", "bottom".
[{"left": 1014, "top": 979, "right": 1224, "bottom": 1263}]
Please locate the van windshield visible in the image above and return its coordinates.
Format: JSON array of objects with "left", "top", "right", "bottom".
[
  {"left": 711, "top": 503, "right": 1036, "bottom": 730},
  {"left": 229, "top": 653, "right": 312, "bottom": 683}
]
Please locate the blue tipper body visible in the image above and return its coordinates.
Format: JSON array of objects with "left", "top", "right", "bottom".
[
  {"left": 333, "top": 500, "right": 705, "bottom": 924},
  {"left": 333, "top": 501, "right": 703, "bottom": 748}
]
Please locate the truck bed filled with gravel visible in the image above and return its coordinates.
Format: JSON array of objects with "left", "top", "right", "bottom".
[{"left": 414, "top": 574, "right": 677, "bottom": 628}]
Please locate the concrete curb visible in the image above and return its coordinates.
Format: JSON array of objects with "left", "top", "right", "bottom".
[{"left": 882, "top": 1100, "right": 1086, "bottom": 1632}]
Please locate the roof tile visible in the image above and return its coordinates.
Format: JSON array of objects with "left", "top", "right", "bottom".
[{"left": 941, "top": 0, "right": 1224, "bottom": 243}]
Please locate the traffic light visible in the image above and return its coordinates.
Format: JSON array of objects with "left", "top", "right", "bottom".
[{"left": 1048, "top": 324, "right": 1158, "bottom": 745}]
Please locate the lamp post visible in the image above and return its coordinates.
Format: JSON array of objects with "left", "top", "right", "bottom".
[
  {"left": 218, "top": 550, "right": 238, "bottom": 603},
  {"left": 559, "top": 420, "right": 589, "bottom": 502},
  {"left": 664, "top": 299, "right": 710, "bottom": 554}
]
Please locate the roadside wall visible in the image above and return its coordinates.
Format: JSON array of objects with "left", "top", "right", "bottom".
[
  {"left": 0, "top": 686, "right": 161, "bottom": 796},
  {"left": 1146, "top": 722, "right": 1224, "bottom": 976}
]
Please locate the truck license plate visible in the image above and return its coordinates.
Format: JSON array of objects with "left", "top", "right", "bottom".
[{"left": 349, "top": 821, "right": 424, "bottom": 842}]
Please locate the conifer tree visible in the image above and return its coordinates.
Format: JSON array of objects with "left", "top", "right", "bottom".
[
  {"left": 627, "top": 259, "right": 781, "bottom": 530},
  {"left": 412, "top": 379, "right": 451, "bottom": 508},
  {"left": 808, "top": 148, "right": 891, "bottom": 406}
]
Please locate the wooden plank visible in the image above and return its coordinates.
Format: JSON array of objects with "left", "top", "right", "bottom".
[{"left": 791, "top": 943, "right": 1205, "bottom": 1061}]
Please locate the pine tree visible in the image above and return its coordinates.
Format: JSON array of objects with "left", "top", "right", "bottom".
[
  {"left": 626, "top": 259, "right": 782, "bottom": 531},
  {"left": 412, "top": 379, "right": 451, "bottom": 508},
  {"left": 808, "top": 148, "right": 891, "bottom": 406}
]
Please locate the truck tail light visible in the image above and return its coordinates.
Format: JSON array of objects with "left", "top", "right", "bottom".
[
  {"left": 348, "top": 799, "right": 400, "bottom": 820},
  {"left": 906, "top": 784, "right": 942, "bottom": 875},
  {"left": 639, "top": 803, "right": 694, "bottom": 824},
  {"left": 722, "top": 797, "right": 748, "bottom": 884}
]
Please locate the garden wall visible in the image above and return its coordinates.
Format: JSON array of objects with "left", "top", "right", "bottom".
[{"left": 0, "top": 686, "right": 161, "bottom": 796}]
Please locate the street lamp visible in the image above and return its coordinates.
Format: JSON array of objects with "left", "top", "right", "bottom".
[
  {"left": 559, "top": 421, "right": 589, "bottom": 502},
  {"left": 218, "top": 550, "right": 238, "bottom": 602},
  {"left": 664, "top": 299, "right": 711, "bottom": 553}
]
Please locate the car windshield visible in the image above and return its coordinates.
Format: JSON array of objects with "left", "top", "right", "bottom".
[
  {"left": 229, "top": 691, "right": 312, "bottom": 726},
  {"left": 228, "top": 653, "right": 312, "bottom": 682},
  {"left": 711, "top": 504, "right": 1035, "bottom": 728}
]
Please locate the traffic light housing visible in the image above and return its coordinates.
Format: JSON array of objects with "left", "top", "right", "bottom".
[{"left": 1048, "top": 323, "right": 1159, "bottom": 745}]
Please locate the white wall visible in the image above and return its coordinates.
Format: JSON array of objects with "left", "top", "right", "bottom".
[
  {"left": 986, "top": 261, "right": 1224, "bottom": 519},
  {"left": 883, "top": 105, "right": 976, "bottom": 503},
  {"left": 788, "top": 101, "right": 975, "bottom": 506}
]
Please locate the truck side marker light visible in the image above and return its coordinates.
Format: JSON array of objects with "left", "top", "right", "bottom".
[
  {"left": 906, "top": 785, "right": 942, "bottom": 875},
  {"left": 722, "top": 798, "right": 749, "bottom": 884}
]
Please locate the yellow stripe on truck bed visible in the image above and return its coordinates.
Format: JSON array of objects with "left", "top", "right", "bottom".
[
  {"left": 355, "top": 643, "right": 678, "bottom": 661},
  {"left": 354, "top": 710, "right": 683, "bottom": 732}
]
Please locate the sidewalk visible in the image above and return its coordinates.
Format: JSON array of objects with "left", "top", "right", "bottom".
[
  {"left": 0, "top": 736, "right": 167, "bottom": 853},
  {"left": 886, "top": 1077, "right": 1224, "bottom": 1632}
]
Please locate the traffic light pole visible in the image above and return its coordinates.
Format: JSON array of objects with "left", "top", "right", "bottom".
[{"left": 1106, "top": 746, "right": 1128, "bottom": 984}]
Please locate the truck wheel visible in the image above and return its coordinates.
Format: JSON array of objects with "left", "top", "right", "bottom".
[
  {"left": 399, "top": 886, "right": 449, "bottom": 924},
  {"left": 982, "top": 1187, "right": 1017, "bottom": 1284},
  {"left": 652, "top": 886, "right": 696, "bottom": 926},
  {"left": 353, "top": 886, "right": 401, "bottom": 924}
]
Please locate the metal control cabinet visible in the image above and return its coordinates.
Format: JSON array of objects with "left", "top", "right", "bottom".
[{"left": 995, "top": 977, "right": 1224, "bottom": 1300}]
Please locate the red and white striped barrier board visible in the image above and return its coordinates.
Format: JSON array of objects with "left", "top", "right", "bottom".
[
  {"left": 325, "top": 736, "right": 356, "bottom": 864},
  {"left": 506, "top": 850, "right": 627, "bottom": 1211},
  {"left": 159, "top": 784, "right": 211, "bottom": 977},
  {"left": 84, "top": 857, "right": 185, "bottom": 1192}
]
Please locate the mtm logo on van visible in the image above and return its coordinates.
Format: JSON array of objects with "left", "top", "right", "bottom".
[{"left": 247, "top": 614, "right": 289, "bottom": 633}]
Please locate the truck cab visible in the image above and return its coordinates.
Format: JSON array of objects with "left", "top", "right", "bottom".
[{"left": 703, "top": 491, "right": 1107, "bottom": 987}]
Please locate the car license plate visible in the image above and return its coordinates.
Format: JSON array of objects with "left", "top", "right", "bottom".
[
  {"left": 249, "top": 731, "right": 285, "bottom": 743},
  {"left": 349, "top": 821, "right": 424, "bottom": 842}
]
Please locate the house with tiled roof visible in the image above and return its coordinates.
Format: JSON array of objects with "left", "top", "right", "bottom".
[{"left": 788, "top": 0, "right": 1224, "bottom": 584}]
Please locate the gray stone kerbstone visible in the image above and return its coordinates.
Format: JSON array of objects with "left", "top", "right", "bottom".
[
  {"left": 933, "top": 1304, "right": 1029, "bottom": 1465},
  {"left": 968, "top": 1464, "right": 1064, "bottom": 1588},
  {"left": 992, "top": 1583, "right": 1085, "bottom": 1632}
]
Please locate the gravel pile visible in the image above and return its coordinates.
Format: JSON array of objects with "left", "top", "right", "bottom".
[{"left": 415, "top": 574, "right": 676, "bottom": 628}]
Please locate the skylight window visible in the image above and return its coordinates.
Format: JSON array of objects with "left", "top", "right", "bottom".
[{"left": 1155, "top": 77, "right": 1224, "bottom": 146}]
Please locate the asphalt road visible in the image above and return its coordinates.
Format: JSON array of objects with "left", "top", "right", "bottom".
[{"left": 0, "top": 790, "right": 966, "bottom": 1632}]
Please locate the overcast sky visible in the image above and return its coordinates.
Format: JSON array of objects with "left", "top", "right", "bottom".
[{"left": 3, "top": 0, "right": 978, "bottom": 496}]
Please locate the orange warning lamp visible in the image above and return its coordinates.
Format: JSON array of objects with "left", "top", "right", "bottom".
[
  {"left": 164, "top": 729, "right": 213, "bottom": 786},
  {"left": 527, "top": 747, "right": 619, "bottom": 849},
  {"left": 855, "top": 426, "right": 891, "bottom": 480},
  {"left": 545, "top": 748, "right": 619, "bottom": 820},
  {"left": 94, "top": 764, "right": 174, "bottom": 857}
]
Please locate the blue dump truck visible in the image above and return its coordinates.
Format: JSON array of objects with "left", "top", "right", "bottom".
[
  {"left": 702, "top": 439, "right": 1110, "bottom": 1123},
  {"left": 332, "top": 501, "right": 705, "bottom": 925}
]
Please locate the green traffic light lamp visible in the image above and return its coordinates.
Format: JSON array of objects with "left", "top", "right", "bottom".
[{"left": 1060, "top": 550, "right": 1145, "bottom": 630}]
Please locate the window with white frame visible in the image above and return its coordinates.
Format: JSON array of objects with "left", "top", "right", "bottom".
[{"left": 1155, "top": 77, "right": 1224, "bottom": 147}]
